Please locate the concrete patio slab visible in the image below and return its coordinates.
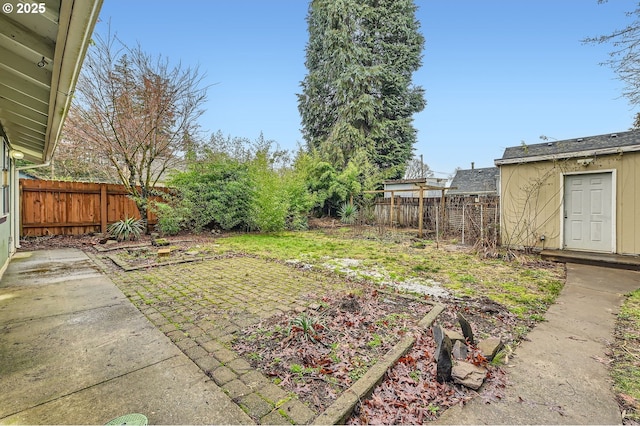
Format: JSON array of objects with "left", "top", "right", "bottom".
[{"left": 0, "top": 249, "right": 253, "bottom": 425}]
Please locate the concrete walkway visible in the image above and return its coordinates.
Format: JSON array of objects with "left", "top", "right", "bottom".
[
  {"left": 437, "top": 263, "right": 640, "bottom": 425},
  {"left": 0, "top": 249, "right": 253, "bottom": 425}
]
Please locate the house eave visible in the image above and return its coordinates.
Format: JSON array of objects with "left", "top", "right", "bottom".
[{"left": 494, "top": 144, "right": 640, "bottom": 166}]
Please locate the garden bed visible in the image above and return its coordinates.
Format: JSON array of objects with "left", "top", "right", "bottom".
[
  {"left": 103, "top": 244, "right": 219, "bottom": 270},
  {"left": 232, "top": 287, "right": 511, "bottom": 422}
]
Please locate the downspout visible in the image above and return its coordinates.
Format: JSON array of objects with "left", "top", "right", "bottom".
[{"left": 13, "top": 161, "right": 52, "bottom": 249}]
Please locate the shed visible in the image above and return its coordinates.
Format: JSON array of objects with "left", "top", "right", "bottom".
[
  {"left": 495, "top": 130, "right": 640, "bottom": 255},
  {"left": 383, "top": 177, "right": 447, "bottom": 198},
  {"left": 447, "top": 167, "right": 499, "bottom": 197}
]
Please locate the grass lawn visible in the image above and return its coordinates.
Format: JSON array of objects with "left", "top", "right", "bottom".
[
  {"left": 214, "top": 228, "right": 565, "bottom": 323},
  {"left": 611, "top": 288, "right": 640, "bottom": 423}
]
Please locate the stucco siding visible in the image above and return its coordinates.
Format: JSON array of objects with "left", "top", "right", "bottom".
[{"left": 500, "top": 152, "right": 640, "bottom": 255}]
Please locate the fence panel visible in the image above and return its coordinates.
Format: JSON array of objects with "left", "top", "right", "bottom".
[
  {"left": 20, "top": 179, "right": 161, "bottom": 237},
  {"left": 373, "top": 195, "right": 500, "bottom": 245}
]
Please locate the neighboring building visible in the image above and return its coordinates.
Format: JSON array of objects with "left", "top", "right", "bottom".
[
  {"left": 18, "top": 171, "right": 40, "bottom": 180},
  {"left": 447, "top": 166, "right": 499, "bottom": 198},
  {"left": 495, "top": 130, "right": 640, "bottom": 255},
  {"left": 0, "top": 1, "right": 102, "bottom": 277},
  {"left": 383, "top": 178, "right": 448, "bottom": 198}
]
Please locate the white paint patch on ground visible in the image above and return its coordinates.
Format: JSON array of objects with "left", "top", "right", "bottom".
[{"left": 317, "top": 258, "right": 450, "bottom": 298}]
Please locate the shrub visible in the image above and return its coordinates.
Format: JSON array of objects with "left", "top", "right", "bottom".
[
  {"left": 167, "top": 159, "right": 253, "bottom": 232},
  {"left": 153, "top": 201, "right": 189, "bottom": 236},
  {"left": 107, "top": 217, "right": 145, "bottom": 241}
]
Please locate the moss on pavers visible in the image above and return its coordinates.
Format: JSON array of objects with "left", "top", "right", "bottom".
[
  {"left": 280, "top": 399, "right": 316, "bottom": 425},
  {"left": 256, "top": 383, "right": 289, "bottom": 405},
  {"left": 238, "top": 393, "right": 273, "bottom": 421},
  {"left": 97, "top": 254, "right": 353, "bottom": 424},
  {"left": 211, "top": 365, "right": 237, "bottom": 386},
  {"left": 261, "top": 410, "right": 292, "bottom": 425},
  {"left": 174, "top": 337, "right": 197, "bottom": 352},
  {"left": 183, "top": 345, "right": 208, "bottom": 360},
  {"left": 165, "top": 330, "right": 187, "bottom": 342},
  {"left": 200, "top": 339, "right": 226, "bottom": 353},
  {"left": 212, "top": 347, "right": 238, "bottom": 364},
  {"left": 194, "top": 355, "right": 221, "bottom": 373},
  {"left": 223, "top": 379, "right": 253, "bottom": 399},
  {"left": 240, "top": 370, "right": 272, "bottom": 390},
  {"left": 227, "top": 357, "right": 252, "bottom": 374}
]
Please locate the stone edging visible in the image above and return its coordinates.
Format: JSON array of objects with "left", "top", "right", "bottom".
[
  {"left": 312, "top": 302, "right": 446, "bottom": 425},
  {"left": 104, "top": 253, "right": 219, "bottom": 271}
]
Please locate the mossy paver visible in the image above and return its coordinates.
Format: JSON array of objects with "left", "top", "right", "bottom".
[
  {"left": 261, "top": 410, "right": 291, "bottom": 425},
  {"left": 280, "top": 399, "right": 316, "bottom": 425},
  {"left": 238, "top": 393, "right": 274, "bottom": 421},
  {"left": 211, "top": 365, "right": 237, "bottom": 386},
  {"left": 88, "top": 252, "right": 343, "bottom": 424}
]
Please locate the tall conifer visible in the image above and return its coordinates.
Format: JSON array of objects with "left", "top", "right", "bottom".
[{"left": 298, "top": 0, "right": 425, "bottom": 178}]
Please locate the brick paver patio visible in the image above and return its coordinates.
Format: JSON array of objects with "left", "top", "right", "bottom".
[{"left": 88, "top": 252, "right": 345, "bottom": 424}]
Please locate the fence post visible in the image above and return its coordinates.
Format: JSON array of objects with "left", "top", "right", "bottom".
[
  {"left": 440, "top": 189, "right": 446, "bottom": 235},
  {"left": 390, "top": 191, "right": 395, "bottom": 226},
  {"left": 418, "top": 187, "right": 424, "bottom": 238},
  {"left": 480, "top": 204, "right": 484, "bottom": 242},
  {"left": 462, "top": 204, "right": 465, "bottom": 245},
  {"left": 100, "top": 184, "right": 107, "bottom": 233}
]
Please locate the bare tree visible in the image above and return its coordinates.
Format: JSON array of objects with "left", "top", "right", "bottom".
[
  {"left": 403, "top": 156, "right": 433, "bottom": 179},
  {"left": 583, "top": 3, "right": 640, "bottom": 107},
  {"left": 64, "top": 31, "right": 207, "bottom": 227}
]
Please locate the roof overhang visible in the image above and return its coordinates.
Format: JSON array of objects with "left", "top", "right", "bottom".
[
  {"left": 494, "top": 144, "right": 640, "bottom": 166},
  {"left": 0, "top": 0, "right": 102, "bottom": 164}
]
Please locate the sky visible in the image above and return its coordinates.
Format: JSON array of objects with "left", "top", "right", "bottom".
[{"left": 93, "top": 1, "right": 636, "bottom": 178}]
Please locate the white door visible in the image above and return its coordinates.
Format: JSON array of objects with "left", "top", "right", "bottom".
[{"left": 564, "top": 173, "right": 613, "bottom": 252}]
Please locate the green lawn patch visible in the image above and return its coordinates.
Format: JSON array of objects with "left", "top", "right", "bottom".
[
  {"left": 214, "top": 229, "right": 565, "bottom": 321},
  {"left": 611, "top": 288, "right": 640, "bottom": 423}
]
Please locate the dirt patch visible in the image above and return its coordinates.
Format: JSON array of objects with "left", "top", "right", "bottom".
[
  {"left": 232, "top": 289, "right": 432, "bottom": 413},
  {"left": 104, "top": 244, "right": 218, "bottom": 270},
  {"left": 232, "top": 287, "right": 515, "bottom": 421}
]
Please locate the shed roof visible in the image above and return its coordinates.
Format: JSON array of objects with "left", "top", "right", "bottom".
[
  {"left": 495, "top": 130, "right": 640, "bottom": 165},
  {"left": 448, "top": 167, "right": 499, "bottom": 195}
]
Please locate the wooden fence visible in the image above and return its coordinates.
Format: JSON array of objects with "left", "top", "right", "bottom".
[
  {"left": 20, "top": 179, "right": 163, "bottom": 237},
  {"left": 374, "top": 195, "right": 500, "bottom": 245}
]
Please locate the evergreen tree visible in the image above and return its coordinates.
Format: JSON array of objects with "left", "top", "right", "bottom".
[{"left": 298, "top": 0, "right": 425, "bottom": 178}]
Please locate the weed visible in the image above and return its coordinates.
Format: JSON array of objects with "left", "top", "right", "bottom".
[
  {"left": 367, "top": 334, "right": 383, "bottom": 348},
  {"left": 248, "top": 352, "right": 262, "bottom": 361},
  {"left": 427, "top": 404, "right": 440, "bottom": 415},
  {"left": 289, "top": 313, "right": 325, "bottom": 343},
  {"left": 490, "top": 345, "right": 513, "bottom": 366},
  {"left": 409, "top": 369, "right": 421, "bottom": 382}
]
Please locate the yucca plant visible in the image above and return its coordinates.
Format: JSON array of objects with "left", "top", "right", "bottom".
[
  {"left": 107, "top": 217, "right": 145, "bottom": 241},
  {"left": 338, "top": 202, "right": 358, "bottom": 224}
]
